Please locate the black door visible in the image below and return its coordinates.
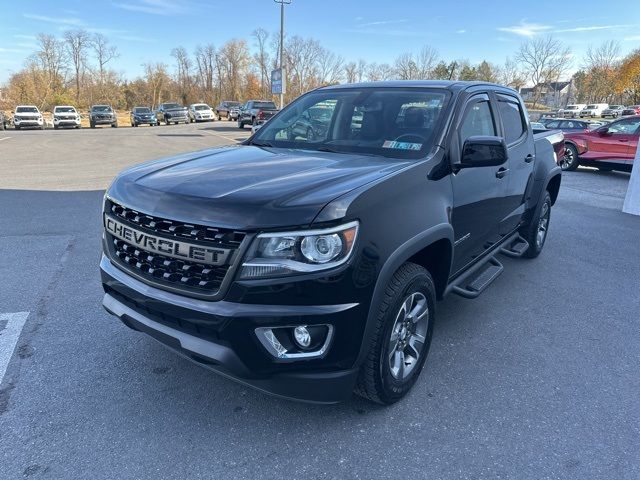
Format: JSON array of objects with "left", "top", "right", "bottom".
[
  {"left": 450, "top": 93, "right": 509, "bottom": 274},
  {"left": 495, "top": 93, "right": 535, "bottom": 235}
]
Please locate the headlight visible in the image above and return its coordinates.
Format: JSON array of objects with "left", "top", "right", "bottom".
[{"left": 239, "top": 221, "right": 359, "bottom": 279}]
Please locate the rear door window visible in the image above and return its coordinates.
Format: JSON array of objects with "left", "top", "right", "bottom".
[
  {"left": 459, "top": 99, "right": 496, "bottom": 143},
  {"left": 497, "top": 94, "right": 526, "bottom": 144}
]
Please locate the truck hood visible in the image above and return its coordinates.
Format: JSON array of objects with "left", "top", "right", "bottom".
[
  {"left": 15, "top": 112, "right": 40, "bottom": 117},
  {"left": 108, "top": 145, "right": 410, "bottom": 230}
]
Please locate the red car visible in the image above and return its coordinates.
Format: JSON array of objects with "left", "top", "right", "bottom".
[
  {"left": 622, "top": 105, "right": 640, "bottom": 116},
  {"left": 561, "top": 115, "right": 640, "bottom": 172}
]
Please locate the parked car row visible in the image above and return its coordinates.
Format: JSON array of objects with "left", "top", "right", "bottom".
[
  {"left": 555, "top": 103, "right": 640, "bottom": 119},
  {"left": 1, "top": 100, "right": 247, "bottom": 130}
]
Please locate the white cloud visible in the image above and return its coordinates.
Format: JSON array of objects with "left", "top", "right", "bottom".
[
  {"left": 23, "top": 13, "right": 84, "bottom": 26},
  {"left": 13, "top": 34, "right": 37, "bottom": 41},
  {"left": 112, "top": 0, "right": 192, "bottom": 16},
  {"left": 357, "top": 19, "right": 408, "bottom": 28},
  {"left": 498, "top": 21, "right": 551, "bottom": 37},
  {"left": 556, "top": 24, "right": 632, "bottom": 33},
  {"left": 456, "top": 29, "right": 466, "bottom": 34},
  {"left": 625, "top": 35, "right": 640, "bottom": 41}
]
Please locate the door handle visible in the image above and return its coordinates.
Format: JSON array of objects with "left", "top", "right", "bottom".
[
  {"left": 618, "top": 139, "right": 629, "bottom": 142},
  {"left": 524, "top": 154, "right": 534, "bottom": 163},
  {"left": 495, "top": 168, "right": 509, "bottom": 179}
]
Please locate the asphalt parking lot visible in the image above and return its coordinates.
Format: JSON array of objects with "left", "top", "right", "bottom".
[{"left": 1, "top": 123, "right": 639, "bottom": 479}]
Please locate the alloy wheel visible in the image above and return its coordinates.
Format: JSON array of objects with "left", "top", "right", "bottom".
[{"left": 388, "top": 292, "right": 429, "bottom": 380}]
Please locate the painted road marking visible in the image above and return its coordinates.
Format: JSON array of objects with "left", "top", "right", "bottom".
[
  {"left": 0, "top": 312, "right": 30, "bottom": 385},
  {"left": 0, "top": 137, "right": 12, "bottom": 142}
]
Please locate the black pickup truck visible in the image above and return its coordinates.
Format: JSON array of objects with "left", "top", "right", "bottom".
[
  {"left": 100, "top": 81, "right": 563, "bottom": 404},
  {"left": 237, "top": 100, "right": 278, "bottom": 129}
]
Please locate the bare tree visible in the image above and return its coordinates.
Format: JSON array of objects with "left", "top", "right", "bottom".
[
  {"left": 171, "top": 46, "right": 193, "bottom": 104},
  {"left": 64, "top": 29, "right": 91, "bottom": 104},
  {"left": 516, "top": 36, "right": 572, "bottom": 107},
  {"left": 92, "top": 34, "right": 118, "bottom": 85},
  {"left": 316, "top": 48, "right": 343, "bottom": 85},
  {"left": 285, "top": 36, "right": 321, "bottom": 97},
  {"left": 583, "top": 40, "right": 621, "bottom": 102},
  {"left": 344, "top": 62, "right": 358, "bottom": 83},
  {"left": 194, "top": 44, "right": 216, "bottom": 101},
  {"left": 500, "top": 57, "right": 526, "bottom": 90},
  {"left": 416, "top": 46, "right": 438, "bottom": 79},
  {"left": 394, "top": 52, "right": 418, "bottom": 80},
  {"left": 33, "top": 34, "right": 67, "bottom": 86},
  {"left": 143, "top": 63, "right": 170, "bottom": 108},
  {"left": 252, "top": 28, "right": 271, "bottom": 98}
]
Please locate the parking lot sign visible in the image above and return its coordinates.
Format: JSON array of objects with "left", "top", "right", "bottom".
[{"left": 271, "top": 68, "right": 285, "bottom": 95}]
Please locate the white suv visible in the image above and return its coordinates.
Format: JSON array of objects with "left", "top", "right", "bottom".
[
  {"left": 13, "top": 105, "right": 44, "bottom": 130},
  {"left": 188, "top": 103, "right": 215, "bottom": 122},
  {"left": 53, "top": 105, "right": 81, "bottom": 129},
  {"left": 579, "top": 103, "right": 609, "bottom": 118}
]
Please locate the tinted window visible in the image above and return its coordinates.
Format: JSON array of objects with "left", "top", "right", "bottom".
[
  {"left": 255, "top": 88, "right": 450, "bottom": 159},
  {"left": 546, "top": 120, "right": 561, "bottom": 128},
  {"left": 460, "top": 100, "right": 496, "bottom": 142},
  {"left": 16, "top": 107, "right": 38, "bottom": 113},
  {"left": 91, "top": 105, "right": 111, "bottom": 112},
  {"left": 607, "top": 118, "right": 640, "bottom": 134},
  {"left": 254, "top": 102, "right": 277, "bottom": 109},
  {"left": 133, "top": 107, "right": 151, "bottom": 113},
  {"left": 497, "top": 96, "right": 525, "bottom": 144}
]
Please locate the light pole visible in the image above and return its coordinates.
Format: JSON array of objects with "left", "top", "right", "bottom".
[{"left": 274, "top": 0, "right": 291, "bottom": 109}]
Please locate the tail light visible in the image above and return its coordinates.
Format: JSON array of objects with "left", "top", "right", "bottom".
[{"left": 257, "top": 110, "right": 265, "bottom": 120}]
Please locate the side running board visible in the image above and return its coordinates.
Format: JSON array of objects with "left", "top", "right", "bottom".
[
  {"left": 449, "top": 257, "right": 504, "bottom": 299},
  {"left": 499, "top": 234, "right": 530, "bottom": 258}
]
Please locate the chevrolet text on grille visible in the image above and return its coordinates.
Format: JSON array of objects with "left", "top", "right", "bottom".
[{"left": 105, "top": 215, "right": 231, "bottom": 266}]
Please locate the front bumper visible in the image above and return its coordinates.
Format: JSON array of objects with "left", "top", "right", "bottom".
[
  {"left": 92, "top": 117, "right": 116, "bottom": 124},
  {"left": 15, "top": 119, "right": 43, "bottom": 126},
  {"left": 100, "top": 254, "right": 362, "bottom": 403},
  {"left": 54, "top": 118, "right": 81, "bottom": 126}
]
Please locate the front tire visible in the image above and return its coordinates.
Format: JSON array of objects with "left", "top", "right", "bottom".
[
  {"left": 355, "top": 263, "right": 435, "bottom": 405},
  {"left": 519, "top": 191, "right": 552, "bottom": 259},
  {"left": 561, "top": 144, "right": 580, "bottom": 171}
]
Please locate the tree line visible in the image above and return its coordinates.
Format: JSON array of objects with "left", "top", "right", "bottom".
[{"left": 2, "top": 28, "right": 640, "bottom": 112}]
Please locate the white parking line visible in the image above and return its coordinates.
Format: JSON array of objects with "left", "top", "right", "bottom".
[
  {"left": 0, "top": 137, "right": 12, "bottom": 142},
  {"left": 0, "top": 312, "right": 29, "bottom": 385}
]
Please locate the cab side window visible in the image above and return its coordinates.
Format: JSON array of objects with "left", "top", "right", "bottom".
[
  {"left": 497, "top": 95, "right": 526, "bottom": 144},
  {"left": 606, "top": 118, "right": 640, "bottom": 134},
  {"left": 459, "top": 100, "right": 496, "bottom": 145}
]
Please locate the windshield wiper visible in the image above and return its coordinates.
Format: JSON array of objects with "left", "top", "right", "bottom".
[
  {"left": 314, "top": 146, "right": 344, "bottom": 154},
  {"left": 250, "top": 140, "right": 274, "bottom": 147}
]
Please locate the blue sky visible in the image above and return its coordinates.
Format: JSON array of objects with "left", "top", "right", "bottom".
[{"left": 1, "top": 0, "right": 639, "bottom": 84}]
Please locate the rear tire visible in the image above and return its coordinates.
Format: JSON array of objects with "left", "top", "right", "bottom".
[
  {"left": 238, "top": 120, "right": 244, "bottom": 129},
  {"left": 355, "top": 263, "right": 435, "bottom": 405},
  {"left": 561, "top": 144, "right": 580, "bottom": 171},
  {"left": 519, "top": 190, "right": 552, "bottom": 259}
]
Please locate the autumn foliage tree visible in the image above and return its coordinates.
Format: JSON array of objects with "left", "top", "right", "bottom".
[{"left": 616, "top": 49, "right": 640, "bottom": 104}]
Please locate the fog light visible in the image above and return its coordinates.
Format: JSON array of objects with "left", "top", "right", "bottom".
[{"left": 293, "top": 326, "right": 311, "bottom": 348}]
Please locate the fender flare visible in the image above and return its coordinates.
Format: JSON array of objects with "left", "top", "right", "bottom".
[{"left": 354, "top": 222, "right": 454, "bottom": 367}]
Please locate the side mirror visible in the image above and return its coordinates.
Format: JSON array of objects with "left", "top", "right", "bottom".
[
  {"left": 460, "top": 136, "right": 508, "bottom": 168},
  {"left": 598, "top": 126, "right": 610, "bottom": 135}
]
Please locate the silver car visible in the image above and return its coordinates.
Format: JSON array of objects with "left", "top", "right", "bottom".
[{"left": 601, "top": 105, "right": 626, "bottom": 118}]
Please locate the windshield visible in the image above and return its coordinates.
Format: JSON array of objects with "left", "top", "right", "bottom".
[
  {"left": 194, "top": 105, "right": 210, "bottom": 110},
  {"left": 252, "top": 87, "right": 450, "bottom": 159},
  {"left": 133, "top": 107, "right": 151, "bottom": 113},
  {"left": 254, "top": 101, "right": 277, "bottom": 109},
  {"left": 566, "top": 106, "right": 578, "bottom": 110},
  {"left": 586, "top": 105, "right": 596, "bottom": 109},
  {"left": 92, "top": 105, "right": 112, "bottom": 112},
  {"left": 163, "top": 103, "right": 182, "bottom": 109},
  {"left": 55, "top": 107, "right": 76, "bottom": 113},
  {"left": 16, "top": 107, "right": 38, "bottom": 113}
]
